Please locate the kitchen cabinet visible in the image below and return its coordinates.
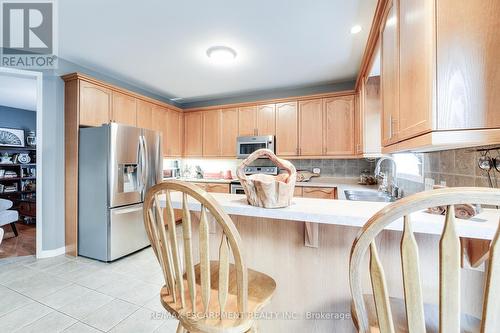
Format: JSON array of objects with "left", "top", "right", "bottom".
[
  {"left": 111, "top": 91, "right": 137, "bottom": 126},
  {"left": 79, "top": 80, "right": 111, "bottom": 127},
  {"left": 184, "top": 112, "right": 203, "bottom": 156},
  {"left": 257, "top": 104, "right": 276, "bottom": 136},
  {"left": 151, "top": 105, "right": 168, "bottom": 154},
  {"left": 398, "top": 0, "right": 433, "bottom": 141},
  {"left": 166, "top": 110, "right": 183, "bottom": 157},
  {"left": 381, "top": 0, "right": 399, "bottom": 146},
  {"left": 302, "top": 187, "right": 337, "bottom": 199},
  {"left": 323, "top": 96, "right": 355, "bottom": 155},
  {"left": 221, "top": 108, "right": 239, "bottom": 157},
  {"left": 293, "top": 187, "right": 303, "bottom": 197},
  {"left": 299, "top": 99, "right": 323, "bottom": 156},
  {"left": 380, "top": 0, "right": 500, "bottom": 152},
  {"left": 136, "top": 100, "right": 153, "bottom": 129},
  {"left": 359, "top": 76, "right": 382, "bottom": 155},
  {"left": 238, "top": 106, "right": 257, "bottom": 136},
  {"left": 202, "top": 110, "right": 221, "bottom": 157},
  {"left": 276, "top": 102, "right": 298, "bottom": 156},
  {"left": 192, "top": 182, "right": 230, "bottom": 193}
]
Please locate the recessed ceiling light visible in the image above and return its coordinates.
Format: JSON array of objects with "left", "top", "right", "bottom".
[
  {"left": 206, "top": 46, "right": 237, "bottom": 64},
  {"left": 350, "top": 25, "right": 362, "bottom": 34}
]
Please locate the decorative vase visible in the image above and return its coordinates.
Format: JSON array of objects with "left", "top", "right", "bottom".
[{"left": 26, "top": 131, "right": 36, "bottom": 147}]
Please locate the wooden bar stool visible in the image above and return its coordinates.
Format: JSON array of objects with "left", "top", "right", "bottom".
[
  {"left": 144, "top": 180, "right": 276, "bottom": 333},
  {"left": 349, "top": 187, "right": 500, "bottom": 333}
]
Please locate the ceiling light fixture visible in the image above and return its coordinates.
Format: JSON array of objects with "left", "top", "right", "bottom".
[
  {"left": 350, "top": 25, "right": 362, "bottom": 34},
  {"left": 206, "top": 46, "right": 237, "bottom": 64}
]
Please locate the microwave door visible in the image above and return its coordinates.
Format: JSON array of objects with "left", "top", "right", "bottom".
[{"left": 109, "top": 124, "right": 143, "bottom": 208}]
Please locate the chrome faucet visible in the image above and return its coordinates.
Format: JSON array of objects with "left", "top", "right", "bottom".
[{"left": 374, "top": 156, "right": 399, "bottom": 197}]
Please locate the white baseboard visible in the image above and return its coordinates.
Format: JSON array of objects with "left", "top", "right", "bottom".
[{"left": 37, "top": 246, "right": 66, "bottom": 259}]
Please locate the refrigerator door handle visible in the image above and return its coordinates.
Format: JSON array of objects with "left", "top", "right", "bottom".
[
  {"left": 138, "top": 135, "right": 147, "bottom": 193},
  {"left": 142, "top": 135, "right": 149, "bottom": 191}
]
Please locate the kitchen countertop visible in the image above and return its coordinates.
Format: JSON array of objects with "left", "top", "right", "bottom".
[{"left": 162, "top": 191, "right": 500, "bottom": 240}]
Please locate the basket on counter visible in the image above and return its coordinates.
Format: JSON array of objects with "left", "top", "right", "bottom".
[{"left": 236, "top": 149, "right": 296, "bottom": 208}]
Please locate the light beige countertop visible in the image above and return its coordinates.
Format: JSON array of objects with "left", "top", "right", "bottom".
[{"left": 161, "top": 191, "right": 500, "bottom": 240}]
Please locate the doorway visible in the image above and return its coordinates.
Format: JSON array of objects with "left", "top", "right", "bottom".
[{"left": 0, "top": 68, "right": 43, "bottom": 259}]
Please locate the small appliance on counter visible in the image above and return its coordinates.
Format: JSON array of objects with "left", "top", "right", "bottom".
[{"left": 78, "top": 123, "right": 162, "bottom": 262}]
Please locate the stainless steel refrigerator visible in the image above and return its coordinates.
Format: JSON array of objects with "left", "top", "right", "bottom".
[{"left": 78, "top": 123, "right": 162, "bottom": 261}]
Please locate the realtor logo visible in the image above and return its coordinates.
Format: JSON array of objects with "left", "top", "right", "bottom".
[{"left": 1, "top": 0, "right": 57, "bottom": 68}]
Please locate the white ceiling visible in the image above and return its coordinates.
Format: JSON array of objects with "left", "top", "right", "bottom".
[
  {"left": 0, "top": 74, "right": 37, "bottom": 111},
  {"left": 59, "top": 0, "right": 377, "bottom": 102}
]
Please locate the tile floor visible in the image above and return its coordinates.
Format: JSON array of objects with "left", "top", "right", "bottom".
[{"left": 0, "top": 247, "right": 179, "bottom": 332}]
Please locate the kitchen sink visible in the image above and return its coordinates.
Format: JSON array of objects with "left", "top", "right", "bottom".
[{"left": 344, "top": 190, "right": 396, "bottom": 203}]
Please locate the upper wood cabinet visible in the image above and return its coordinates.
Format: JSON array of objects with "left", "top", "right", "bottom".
[
  {"left": 111, "top": 91, "right": 137, "bottom": 126},
  {"left": 238, "top": 106, "right": 257, "bottom": 136},
  {"left": 436, "top": 0, "right": 500, "bottom": 130},
  {"left": 276, "top": 102, "right": 298, "bottom": 156},
  {"left": 323, "top": 96, "right": 355, "bottom": 155},
  {"left": 299, "top": 99, "right": 323, "bottom": 156},
  {"left": 379, "top": 0, "right": 500, "bottom": 152},
  {"left": 381, "top": 0, "right": 400, "bottom": 146},
  {"left": 202, "top": 110, "right": 221, "bottom": 157},
  {"left": 151, "top": 105, "right": 168, "bottom": 152},
  {"left": 221, "top": 108, "right": 238, "bottom": 157},
  {"left": 79, "top": 81, "right": 111, "bottom": 127},
  {"left": 184, "top": 112, "right": 203, "bottom": 157},
  {"left": 398, "top": 0, "right": 433, "bottom": 141},
  {"left": 166, "top": 110, "right": 183, "bottom": 157},
  {"left": 136, "top": 100, "right": 153, "bottom": 129},
  {"left": 257, "top": 104, "right": 276, "bottom": 136}
]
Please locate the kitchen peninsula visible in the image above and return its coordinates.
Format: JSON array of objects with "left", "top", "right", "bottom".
[{"left": 162, "top": 191, "right": 500, "bottom": 332}]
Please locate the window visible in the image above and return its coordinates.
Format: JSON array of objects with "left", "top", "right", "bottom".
[{"left": 393, "top": 153, "right": 424, "bottom": 183}]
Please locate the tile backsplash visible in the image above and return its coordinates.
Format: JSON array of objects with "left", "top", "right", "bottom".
[
  {"left": 290, "top": 159, "right": 376, "bottom": 178},
  {"left": 396, "top": 146, "right": 499, "bottom": 195}
]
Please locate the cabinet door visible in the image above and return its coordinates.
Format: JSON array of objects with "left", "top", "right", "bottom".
[
  {"left": 399, "top": 0, "right": 434, "bottom": 140},
  {"left": 184, "top": 112, "right": 203, "bottom": 156},
  {"left": 112, "top": 91, "right": 137, "bottom": 126},
  {"left": 293, "top": 187, "right": 303, "bottom": 197},
  {"left": 302, "top": 187, "right": 337, "bottom": 199},
  {"left": 324, "top": 96, "right": 355, "bottom": 155},
  {"left": 436, "top": 0, "right": 500, "bottom": 129},
  {"left": 238, "top": 106, "right": 257, "bottom": 136},
  {"left": 79, "top": 81, "right": 111, "bottom": 127},
  {"left": 151, "top": 106, "right": 168, "bottom": 154},
  {"left": 136, "top": 100, "right": 153, "bottom": 129},
  {"left": 299, "top": 99, "right": 323, "bottom": 156},
  {"left": 203, "top": 110, "right": 221, "bottom": 157},
  {"left": 221, "top": 108, "right": 238, "bottom": 157},
  {"left": 276, "top": 102, "right": 298, "bottom": 156},
  {"left": 257, "top": 104, "right": 276, "bottom": 136},
  {"left": 166, "top": 110, "right": 183, "bottom": 156},
  {"left": 381, "top": 0, "right": 400, "bottom": 145},
  {"left": 205, "top": 183, "right": 230, "bottom": 193}
]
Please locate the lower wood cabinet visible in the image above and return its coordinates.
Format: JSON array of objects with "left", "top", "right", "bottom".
[
  {"left": 302, "top": 187, "right": 337, "bottom": 199},
  {"left": 192, "top": 182, "right": 230, "bottom": 193}
]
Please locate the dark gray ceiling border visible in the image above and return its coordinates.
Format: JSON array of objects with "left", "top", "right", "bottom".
[{"left": 179, "top": 80, "right": 356, "bottom": 109}]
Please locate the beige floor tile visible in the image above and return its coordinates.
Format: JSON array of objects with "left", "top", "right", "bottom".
[
  {"left": 97, "top": 277, "right": 159, "bottom": 306},
  {"left": 0, "top": 301, "right": 53, "bottom": 332},
  {"left": 5, "top": 272, "right": 71, "bottom": 300},
  {"left": 58, "top": 290, "right": 114, "bottom": 320},
  {"left": 73, "top": 269, "right": 126, "bottom": 290},
  {"left": 39, "top": 284, "right": 92, "bottom": 309},
  {"left": 25, "top": 255, "right": 74, "bottom": 271},
  {"left": 109, "top": 307, "right": 168, "bottom": 333},
  {"left": 0, "top": 285, "right": 33, "bottom": 316},
  {"left": 0, "top": 263, "right": 38, "bottom": 285},
  {"left": 153, "top": 318, "right": 179, "bottom": 333},
  {"left": 63, "top": 322, "right": 101, "bottom": 333},
  {"left": 81, "top": 299, "right": 139, "bottom": 332},
  {"left": 16, "top": 311, "right": 77, "bottom": 333}
]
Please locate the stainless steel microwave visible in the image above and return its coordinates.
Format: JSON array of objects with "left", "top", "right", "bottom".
[{"left": 236, "top": 135, "right": 275, "bottom": 158}]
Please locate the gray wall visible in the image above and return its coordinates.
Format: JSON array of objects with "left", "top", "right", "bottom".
[{"left": 0, "top": 105, "right": 36, "bottom": 132}]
